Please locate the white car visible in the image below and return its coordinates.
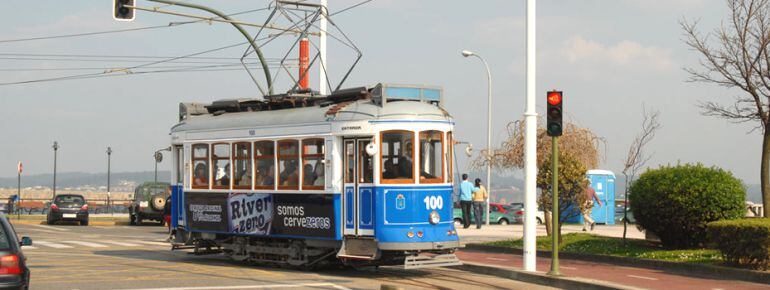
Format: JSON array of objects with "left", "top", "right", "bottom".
[{"left": 506, "top": 203, "right": 545, "bottom": 224}]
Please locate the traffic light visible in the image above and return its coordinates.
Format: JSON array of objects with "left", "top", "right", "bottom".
[
  {"left": 546, "top": 91, "right": 563, "bottom": 137},
  {"left": 113, "top": 0, "right": 135, "bottom": 21}
]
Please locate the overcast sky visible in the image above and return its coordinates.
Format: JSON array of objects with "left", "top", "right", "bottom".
[{"left": 0, "top": 1, "right": 759, "bottom": 185}]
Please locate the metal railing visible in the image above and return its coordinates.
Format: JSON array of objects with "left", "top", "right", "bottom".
[{"left": 2, "top": 198, "right": 133, "bottom": 215}]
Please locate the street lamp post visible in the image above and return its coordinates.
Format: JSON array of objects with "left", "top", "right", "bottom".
[
  {"left": 52, "top": 141, "right": 59, "bottom": 200},
  {"left": 107, "top": 147, "right": 112, "bottom": 215},
  {"left": 462, "top": 50, "right": 493, "bottom": 226}
]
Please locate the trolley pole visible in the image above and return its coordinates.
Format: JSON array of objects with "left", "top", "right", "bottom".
[
  {"left": 52, "top": 141, "right": 59, "bottom": 200},
  {"left": 107, "top": 147, "right": 112, "bottom": 216},
  {"left": 548, "top": 136, "right": 561, "bottom": 276},
  {"left": 17, "top": 163, "right": 21, "bottom": 220}
]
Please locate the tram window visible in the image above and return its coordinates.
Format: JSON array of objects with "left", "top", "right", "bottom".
[
  {"left": 447, "top": 132, "right": 454, "bottom": 183},
  {"left": 175, "top": 146, "right": 184, "bottom": 184},
  {"left": 380, "top": 130, "right": 415, "bottom": 183},
  {"left": 302, "top": 138, "right": 325, "bottom": 189},
  {"left": 254, "top": 141, "right": 275, "bottom": 190},
  {"left": 419, "top": 131, "right": 444, "bottom": 183},
  {"left": 359, "top": 140, "right": 374, "bottom": 183},
  {"left": 278, "top": 140, "right": 300, "bottom": 190},
  {"left": 233, "top": 142, "right": 252, "bottom": 189},
  {"left": 212, "top": 143, "right": 231, "bottom": 189},
  {"left": 344, "top": 141, "right": 355, "bottom": 184},
  {"left": 192, "top": 144, "right": 209, "bottom": 189}
]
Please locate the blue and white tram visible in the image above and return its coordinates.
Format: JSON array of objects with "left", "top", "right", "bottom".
[{"left": 168, "top": 84, "right": 461, "bottom": 268}]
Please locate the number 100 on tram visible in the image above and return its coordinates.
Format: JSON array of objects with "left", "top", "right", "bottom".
[{"left": 168, "top": 84, "right": 462, "bottom": 269}]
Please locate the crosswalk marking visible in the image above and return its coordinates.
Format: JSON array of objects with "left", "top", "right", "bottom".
[
  {"left": 62, "top": 241, "right": 108, "bottom": 248},
  {"left": 134, "top": 240, "right": 170, "bottom": 247},
  {"left": 33, "top": 225, "right": 68, "bottom": 232},
  {"left": 35, "top": 241, "right": 73, "bottom": 249},
  {"left": 101, "top": 240, "right": 141, "bottom": 247}
]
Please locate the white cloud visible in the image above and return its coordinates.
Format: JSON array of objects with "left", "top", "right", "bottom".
[{"left": 561, "top": 36, "right": 674, "bottom": 72}]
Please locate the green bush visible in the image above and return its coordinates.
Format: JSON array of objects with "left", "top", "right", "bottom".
[
  {"left": 707, "top": 218, "right": 770, "bottom": 270},
  {"left": 629, "top": 163, "right": 745, "bottom": 248}
]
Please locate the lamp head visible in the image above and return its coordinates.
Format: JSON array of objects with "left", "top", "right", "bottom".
[{"left": 461, "top": 50, "right": 475, "bottom": 57}]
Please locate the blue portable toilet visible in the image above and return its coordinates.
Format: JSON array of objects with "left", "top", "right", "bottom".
[{"left": 585, "top": 170, "right": 615, "bottom": 225}]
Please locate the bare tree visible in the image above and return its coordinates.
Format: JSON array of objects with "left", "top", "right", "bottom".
[
  {"left": 621, "top": 106, "right": 661, "bottom": 243},
  {"left": 682, "top": 0, "right": 770, "bottom": 217}
]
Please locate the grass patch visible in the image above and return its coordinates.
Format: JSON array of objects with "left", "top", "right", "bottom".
[{"left": 486, "top": 233, "right": 722, "bottom": 264}]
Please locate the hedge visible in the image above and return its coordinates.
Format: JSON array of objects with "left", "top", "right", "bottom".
[
  {"left": 707, "top": 218, "right": 770, "bottom": 270},
  {"left": 629, "top": 163, "right": 745, "bottom": 248}
]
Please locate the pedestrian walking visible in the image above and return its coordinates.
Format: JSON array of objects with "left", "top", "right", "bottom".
[
  {"left": 472, "top": 178, "right": 488, "bottom": 229},
  {"left": 459, "top": 174, "right": 476, "bottom": 229},
  {"left": 582, "top": 182, "right": 603, "bottom": 231}
]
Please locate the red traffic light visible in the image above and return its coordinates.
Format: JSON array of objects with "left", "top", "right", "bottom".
[{"left": 547, "top": 91, "right": 562, "bottom": 106}]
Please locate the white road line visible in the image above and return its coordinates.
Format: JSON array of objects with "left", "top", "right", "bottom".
[
  {"left": 35, "top": 241, "right": 74, "bottom": 249},
  {"left": 33, "top": 225, "right": 68, "bottom": 232},
  {"left": 62, "top": 241, "right": 109, "bottom": 248},
  {"left": 560, "top": 266, "right": 578, "bottom": 270},
  {"left": 485, "top": 257, "right": 508, "bottom": 261},
  {"left": 118, "top": 282, "right": 349, "bottom": 290},
  {"left": 21, "top": 246, "right": 37, "bottom": 250},
  {"left": 133, "top": 241, "right": 170, "bottom": 247},
  {"left": 15, "top": 228, "right": 60, "bottom": 234},
  {"left": 627, "top": 274, "right": 659, "bottom": 281},
  {"left": 101, "top": 240, "right": 140, "bottom": 247}
]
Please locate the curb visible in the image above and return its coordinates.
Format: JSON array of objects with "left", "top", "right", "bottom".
[
  {"left": 456, "top": 262, "right": 644, "bottom": 290},
  {"left": 463, "top": 243, "right": 770, "bottom": 285},
  {"left": 9, "top": 219, "right": 133, "bottom": 227}
]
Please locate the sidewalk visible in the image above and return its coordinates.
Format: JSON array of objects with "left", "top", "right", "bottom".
[
  {"left": 454, "top": 225, "right": 769, "bottom": 290},
  {"left": 456, "top": 223, "right": 645, "bottom": 244},
  {"left": 456, "top": 249, "right": 769, "bottom": 290}
]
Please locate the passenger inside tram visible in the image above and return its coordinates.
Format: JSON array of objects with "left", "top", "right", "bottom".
[
  {"left": 194, "top": 163, "right": 208, "bottom": 186},
  {"left": 261, "top": 165, "right": 275, "bottom": 186},
  {"left": 383, "top": 159, "right": 400, "bottom": 179},
  {"left": 400, "top": 142, "right": 414, "bottom": 177},
  {"left": 313, "top": 163, "right": 324, "bottom": 186},
  {"left": 281, "top": 160, "right": 300, "bottom": 186},
  {"left": 303, "top": 164, "right": 315, "bottom": 185}
]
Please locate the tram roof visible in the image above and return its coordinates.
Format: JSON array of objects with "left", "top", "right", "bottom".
[{"left": 171, "top": 99, "right": 452, "bottom": 133}]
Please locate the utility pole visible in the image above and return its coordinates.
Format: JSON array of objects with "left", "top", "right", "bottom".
[
  {"left": 17, "top": 161, "right": 22, "bottom": 220},
  {"left": 52, "top": 141, "right": 59, "bottom": 200},
  {"left": 107, "top": 147, "right": 112, "bottom": 215},
  {"left": 523, "top": 0, "right": 538, "bottom": 272}
]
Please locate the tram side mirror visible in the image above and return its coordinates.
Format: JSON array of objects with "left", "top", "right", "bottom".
[
  {"left": 465, "top": 144, "right": 473, "bottom": 157},
  {"left": 365, "top": 142, "right": 378, "bottom": 156}
]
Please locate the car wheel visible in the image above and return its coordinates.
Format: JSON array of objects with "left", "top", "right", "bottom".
[
  {"left": 499, "top": 218, "right": 509, "bottom": 225},
  {"left": 536, "top": 218, "right": 543, "bottom": 225},
  {"left": 454, "top": 218, "right": 463, "bottom": 225},
  {"left": 46, "top": 219, "right": 54, "bottom": 225},
  {"left": 129, "top": 212, "right": 136, "bottom": 225},
  {"left": 81, "top": 220, "right": 89, "bottom": 226}
]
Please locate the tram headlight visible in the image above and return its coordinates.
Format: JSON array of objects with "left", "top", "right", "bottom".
[{"left": 429, "top": 211, "right": 440, "bottom": 225}]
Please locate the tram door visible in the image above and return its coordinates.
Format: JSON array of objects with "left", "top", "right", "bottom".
[{"left": 343, "top": 138, "right": 375, "bottom": 236}]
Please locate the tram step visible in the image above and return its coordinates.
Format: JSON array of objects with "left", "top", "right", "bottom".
[
  {"left": 404, "top": 254, "right": 463, "bottom": 269},
  {"left": 337, "top": 237, "right": 378, "bottom": 260}
]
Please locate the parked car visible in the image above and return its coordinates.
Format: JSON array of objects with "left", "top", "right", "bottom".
[
  {"left": 129, "top": 182, "right": 171, "bottom": 225},
  {"left": 46, "top": 194, "right": 89, "bottom": 226},
  {"left": 453, "top": 203, "right": 518, "bottom": 225},
  {"left": 615, "top": 206, "right": 636, "bottom": 224},
  {"left": 0, "top": 213, "right": 31, "bottom": 290},
  {"left": 508, "top": 204, "right": 545, "bottom": 224}
]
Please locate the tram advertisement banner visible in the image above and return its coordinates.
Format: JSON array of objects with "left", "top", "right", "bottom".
[
  {"left": 185, "top": 191, "right": 229, "bottom": 232},
  {"left": 184, "top": 192, "right": 335, "bottom": 238}
]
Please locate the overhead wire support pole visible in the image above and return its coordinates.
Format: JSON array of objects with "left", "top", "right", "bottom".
[
  {"left": 142, "top": 0, "right": 277, "bottom": 95},
  {"left": 523, "top": 0, "right": 538, "bottom": 272},
  {"left": 320, "top": 0, "right": 329, "bottom": 95}
]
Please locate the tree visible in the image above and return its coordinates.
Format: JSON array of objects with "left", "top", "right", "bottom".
[
  {"left": 621, "top": 106, "right": 661, "bottom": 243},
  {"left": 537, "top": 151, "right": 590, "bottom": 240},
  {"left": 474, "top": 120, "right": 604, "bottom": 236},
  {"left": 682, "top": 0, "right": 770, "bottom": 217}
]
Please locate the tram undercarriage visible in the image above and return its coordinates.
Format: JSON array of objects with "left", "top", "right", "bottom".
[{"left": 173, "top": 229, "right": 461, "bottom": 269}]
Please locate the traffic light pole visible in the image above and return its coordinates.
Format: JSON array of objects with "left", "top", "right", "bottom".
[{"left": 548, "top": 136, "right": 561, "bottom": 276}]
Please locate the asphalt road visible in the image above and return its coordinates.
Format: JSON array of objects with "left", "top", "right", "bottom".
[{"left": 11, "top": 222, "right": 555, "bottom": 290}]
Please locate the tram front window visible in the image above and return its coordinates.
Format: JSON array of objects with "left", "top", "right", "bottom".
[
  {"left": 381, "top": 130, "right": 415, "bottom": 183},
  {"left": 420, "top": 131, "right": 444, "bottom": 183},
  {"left": 192, "top": 144, "right": 209, "bottom": 189}
]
